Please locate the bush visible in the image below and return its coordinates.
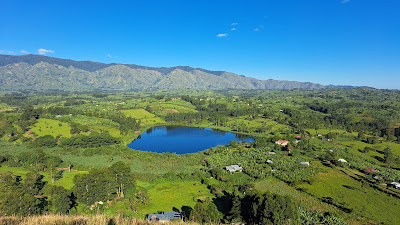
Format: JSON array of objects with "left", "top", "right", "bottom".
[{"left": 32, "top": 135, "right": 57, "bottom": 148}]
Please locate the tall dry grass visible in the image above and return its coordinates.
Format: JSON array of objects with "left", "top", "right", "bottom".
[{"left": 0, "top": 215, "right": 201, "bottom": 225}]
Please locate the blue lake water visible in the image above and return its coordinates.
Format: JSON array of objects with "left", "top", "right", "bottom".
[{"left": 127, "top": 126, "right": 254, "bottom": 154}]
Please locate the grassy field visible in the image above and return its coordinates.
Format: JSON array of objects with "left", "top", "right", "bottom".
[
  {"left": 137, "top": 180, "right": 213, "bottom": 214},
  {"left": 70, "top": 115, "right": 120, "bottom": 129},
  {"left": 0, "top": 166, "right": 87, "bottom": 189},
  {"left": 30, "top": 118, "right": 72, "bottom": 138},
  {"left": 158, "top": 102, "right": 197, "bottom": 113},
  {"left": 297, "top": 167, "right": 400, "bottom": 225},
  {"left": 90, "top": 124, "right": 121, "bottom": 137},
  {"left": 120, "top": 109, "right": 165, "bottom": 126},
  {"left": 52, "top": 170, "right": 89, "bottom": 189},
  {"left": 0, "top": 166, "right": 38, "bottom": 180},
  {"left": 253, "top": 177, "right": 338, "bottom": 213}
]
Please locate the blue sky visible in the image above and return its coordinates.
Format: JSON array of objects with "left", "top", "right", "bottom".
[{"left": 1, "top": 0, "right": 399, "bottom": 89}]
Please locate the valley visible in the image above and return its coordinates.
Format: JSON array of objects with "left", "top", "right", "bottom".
[{"left": 1, "top": 88, "right": 400, "bottom": 224}]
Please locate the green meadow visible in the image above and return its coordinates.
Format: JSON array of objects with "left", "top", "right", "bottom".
[
  {"left": 137, "top": 180, "right": 213, "bottom": 213},
  {"left": 0, "top": 166, "right": 87, "bottom": 190},
  {"left": 30, "top": 118, "right": 71, "bottom": 138},
  {"left": 121, "top": 109, "right": 165, "bottom": 126}
]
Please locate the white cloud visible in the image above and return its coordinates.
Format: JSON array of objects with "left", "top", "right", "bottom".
[
  {"left": 0, "top": 50, "right": 14, "bottom": 54},
  {"left": 231, "top": 23, "right": 238, "bottom": 26},
  {"left": 253, "top": 28, "right": 259, "bottom": 32},
  {"left": 107, "top": 54, "right": 118, "bottom": 58},
  {"left": 342, "top": 0, "right": 350, "bottom": 3},
  {"left": 38, "top": 48, "right": 54, "bottom": 55},
  {"left": 217, "top": 33, "right": 228, "bottom": 38},
  {"left": 231, "top": 28, "right": 237, "bottom": 31},
  {"left": 21, "top": 50, "right": 30, "bottom": 54}
]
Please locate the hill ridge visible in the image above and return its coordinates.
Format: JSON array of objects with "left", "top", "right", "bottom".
[{"left": 0, "top": 54, "right": 360, "bottom": 91}]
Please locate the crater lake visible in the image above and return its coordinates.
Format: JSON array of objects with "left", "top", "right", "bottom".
[{"left": 127, "top": 126, "right": 254, "bottom": 154}]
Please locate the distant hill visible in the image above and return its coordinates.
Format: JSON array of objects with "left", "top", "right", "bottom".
[{"left": 0, "top": 54, "right": 358, "bottom": 91}]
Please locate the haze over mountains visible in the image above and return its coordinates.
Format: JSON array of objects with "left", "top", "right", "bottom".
[{"left": 0, "top": 54, "right": 364, "bottom": 91}]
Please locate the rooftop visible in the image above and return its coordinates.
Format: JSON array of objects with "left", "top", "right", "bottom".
[{"left": 225, "top": 165, "right": 243, "bottom": 173}]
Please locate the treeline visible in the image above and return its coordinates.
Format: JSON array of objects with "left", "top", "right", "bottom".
[
  {"left": 165, "top": 96, "right": 259, "bottom": 127},
  {"left": 83, "top": 111, "right": 140, "bottom": 135},
  {"left": 0, "top": 149, "right": 62, "bottom": 172},
  {"left": 281, "top": 104, "right": 399, "bottom": 139},
  {"left": 60, "top": 133, "right": 120, "bottom": 148}
]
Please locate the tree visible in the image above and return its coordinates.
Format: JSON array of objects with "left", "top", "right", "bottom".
[
  {"left": 32, "top": 135, "right": 57, "bottom": 148},
  {"left": 24, "top": 173, "right": 46, "bottom": 196},
  {"left": 108, "top": 161, "right": 135, "bottom": 197},
  {"left": 384, "top": 147, "right": 394, "bottom": 168},
  {"left": 0, "top": 173, "right": 47, "bottom": 216},
  {"left": 229, "top": 195, "right": 242, "bottom": 222},
  {"left": 47, "top": 158, "right": 58, "bottom": 183},
  {"left": 240, "top": 191, "right": 299, "bottom": 225},
  {"left": 72, "top": 161, "right": 135, "bottom": 206},
  {"left": 44, "top": 185, "right": 74, "bottom": 214},
  {"left": 190, "top": 200, "right": 222, "bottom": 224}
]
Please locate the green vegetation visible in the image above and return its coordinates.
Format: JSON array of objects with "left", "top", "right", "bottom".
[
  {"left": 121, "top": 109, "right": 164, "bottom": 126},
  {"left": 1, "top": 88, "right": 400, "bottom": 224},
  {"left": 138, "top": 180, "right": 213, "bottom": 214},
  {"left": 30, "top": 118, "right": 72, "bottom": 138}
]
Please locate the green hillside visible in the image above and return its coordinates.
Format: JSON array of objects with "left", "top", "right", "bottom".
[{"left": 0, "top": 54, "right": 328, "bottom": 91}]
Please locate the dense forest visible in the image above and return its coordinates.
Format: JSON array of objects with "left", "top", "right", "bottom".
[{"left": 0, "top": 88, "right": 400, "bottom": 224}]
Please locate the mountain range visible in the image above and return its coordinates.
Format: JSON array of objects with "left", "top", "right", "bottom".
[{"left": 0, "top": 54, "right": 362, "bottom": 91}]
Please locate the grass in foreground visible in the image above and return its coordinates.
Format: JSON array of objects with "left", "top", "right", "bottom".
[{"left": 0, "top": 215, "right": 199, "bottom": 225}]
